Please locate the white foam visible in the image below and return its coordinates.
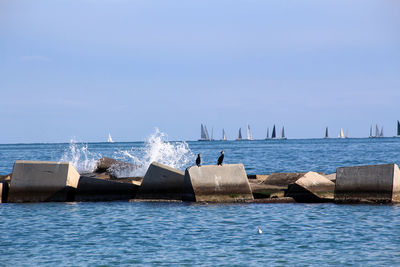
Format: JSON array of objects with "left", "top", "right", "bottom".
[
  {"left": 112, "top": 128, "right": 194, "bottom": 177},
  {"left": 60, "top": 140, "right": 101, "bottom": 174}
]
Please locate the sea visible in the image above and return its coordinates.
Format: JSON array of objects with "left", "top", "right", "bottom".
[{"left": 1, "top": 132, "right": 400, "bottom": 266}]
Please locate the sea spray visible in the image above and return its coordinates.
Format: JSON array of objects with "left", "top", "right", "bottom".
[
  {"left": 111, "top": 128, "right": 194, "bottom": 177},
  {"left": 60, "top": 140, "right": 101, "bottom": 174}
]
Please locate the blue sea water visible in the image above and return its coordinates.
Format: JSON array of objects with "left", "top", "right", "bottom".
[{"left": 1, "top": 138, "right": 400, "bottom": 266}]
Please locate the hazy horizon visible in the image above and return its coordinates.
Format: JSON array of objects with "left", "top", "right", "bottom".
[{"left": 1, "top": 0, "right": 399, "bottom": 143}]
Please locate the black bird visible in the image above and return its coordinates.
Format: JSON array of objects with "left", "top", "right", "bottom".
[
  {"left": 196, "top": 154, "right": 201, "bottom": 167},
  {"left": 217, "top": 151, "right": 224, "bottom": 166}
]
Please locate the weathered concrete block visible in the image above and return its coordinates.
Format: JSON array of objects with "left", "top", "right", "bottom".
[
  {"left": 75, "top": 176, "right": 139, "bottom": 201},
  {"left": 335, "top": 164, "right": 400, "bottom": 203},
  {"left": 183, "top": 164, "right": 254, "bottom": 202},
  {"left": 285, "top": 171, "right": 334, "bottom": 203},
  {"left": 135, "top": 162, "right": 185, "bottom": 200},
  {"left": 8, "top": 161, "right": 80, "bottom": 203}
]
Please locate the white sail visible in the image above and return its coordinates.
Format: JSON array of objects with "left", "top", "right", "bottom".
[
  {"left": 345, "top": 129, "right": 349, "bottom": 138},
  {"left": 200, "top": 124, "right": 211, "bottom": 141},
  {"left": 222, "top": 129, "right": 227, "bottom": 141},
  {"left": 247, "top": 124, "right": 254, "bottom": 140},
  {"left": 369, "top": 125, "right": 373, "bottom": 138},
  {"left": 375, "top": 124, "right": 380, "bottom": 138},
  {"left": 338, "top": 128, "right": 345, "bottom": 138},
  {"left": 107, "top": 133, "right": 114, "bottom": 143},
  {"left": 280, "top": 126, "right": 286, "bottom": 139},
  {"left": 380, "top": 126, "right": 384, "bottom": 137}
]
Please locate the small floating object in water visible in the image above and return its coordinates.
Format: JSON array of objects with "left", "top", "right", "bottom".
[{"left": 257, "top": 226, "right": 262, "bottom": 234}]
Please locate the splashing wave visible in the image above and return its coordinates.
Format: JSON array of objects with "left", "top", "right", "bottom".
[
  {"left": 112, "top": 128, "right": 194, "bottom": 177},
  {"left": 60, "top": 140, "right": 101, "bottom": 174}
]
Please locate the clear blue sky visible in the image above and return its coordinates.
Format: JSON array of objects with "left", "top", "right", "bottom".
[{"left": 1, "top": 0, "right": 399, "bottom": 143}]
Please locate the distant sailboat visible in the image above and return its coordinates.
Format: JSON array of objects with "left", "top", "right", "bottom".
[
  {"left": 107, "top": 133, "right": 114, "bottom": 143},
  {"left": 375, "top": 124, "right": 380, "bottom": 138},
  {"left": 265, "top": 128, "right": 270, "bottom": 139},
  {"left": 247, "top": 124, "right": 254, "bottom": 140},
  {"left": 222, "top": 129, "right": 227, "bottom": 141},
  {"left": 325, "top": 127, "right": 329, "bottom": 138},
  {"left": 236, "top": 128, "right": 243, "bottom": 141},
  {"left": 397, "top": 120, "right": 400, "bottom": 137},
  {"left": 271, "top": 125, "right": 276, "bottom": 139},
  {"left": 369, "top": 125, "right": 373, "bottom": 138},
  {"left": 345, "top": 129, "right": 349, "bottom": 138},
  {"left": 280, "top": 127, "right": 287, "bottom": 140},
  {"left": 338, "top": 128, "right": 345, "bottom": 139},
  {"left": 380, "top": 126, "right": 384, "bottom": 137},
  {"left": 199, "top": 124, "right": 211, "bottom": 141}
]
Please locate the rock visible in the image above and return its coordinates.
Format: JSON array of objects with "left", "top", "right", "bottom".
[
  {"left": 8, "top": 161, "right": 80, "bottom": 203},
  {"left": 285, "top": 171, "right": 335, "bottom": 203},
  {"left": 75, "top": 176, "right": 139, "bottom": 201},
  {"left": 261, "top": 172, "right": 307, "bottom": 187},
  {"left": 0, "top": 181, "right": 9, "bottom": 203},
  {"left": 335, "top": 164, "right": 400, "bottom": 203},
  {"left": 183, "top": 164, "right": 254, "bottom": 203},
  {"left": 135, "top": 162, "right": 185, "bottom": 200},
  {"left": 95, "top": 157, "right": 137, "bottom": 178}
]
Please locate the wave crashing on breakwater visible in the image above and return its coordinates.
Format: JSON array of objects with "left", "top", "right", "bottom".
[
  {"left": 60, "top": 129, "right": 194, "bottom": 177},
  {"left": 60, "top": 141, "right": 101, "bottom": 174},
  {"left": 112, "top": 128, "right": 193, "bottom": 177}
]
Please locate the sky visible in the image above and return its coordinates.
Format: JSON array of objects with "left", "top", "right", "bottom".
[{"left": 0, "top": 0, "right": 400, "bottom": 143}]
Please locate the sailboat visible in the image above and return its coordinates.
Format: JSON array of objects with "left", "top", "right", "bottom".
[
  {"left": 345, "top": 129, "right": 349, "bottom": 138},
  {"left": 222, "top": 129, "right": 227, "bottom": 141},
  {"left": 280, "top": 126, "right": 287, "bottom": 140},
  {"left": 271, "top": 125, "right": 276, "bottom": 139},
  {"left": 375, "top": 124, "right": 380, "bottom": 138},
  {"left": 369, "top": 125, "right": 373, "bottom": 138},
  {"left": 107, "top": 133, "right": 114, "bottom": 143},
  {"left": 199, "top": 124, "right": 211, "bottom": 141},
  {"left": 247, "top": 124, "right": 254, "bottom": 140},
  {"left": 380, "top": 126, "right": 384, "bottom": 137},
  {"left": 325, "top": 127, "right": 329, "bottom": 138},
  {"left": 236, "top": 128, "right": 243, "bottom": 141},
  {"left": 396, "top": 120, "right": 400, "bottom": 137},
  {"left": 265, "top": 128, "right": 270, "bottom": 139},
  {"left": 338, "top": 128, "right": 345, "bottom": 139}
]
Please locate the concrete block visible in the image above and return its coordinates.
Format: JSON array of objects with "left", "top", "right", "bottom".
[
  {"left": 335, "top": 164, "right": 400, "bottom": 203},
  {"left": 183, "top": 164, "right": 254, "bottom": 202},
  {"left": 135, "top": 162, "right": 185, "bottom": 200},
  {"left": 8, "top": 161, "right": 80, "bottom": 203},
  {"left": 285, "top": 171, "right": 334, "bottom": 203},
  {"left": 75, "top": 176, "right": 139, "bottom": 201}
]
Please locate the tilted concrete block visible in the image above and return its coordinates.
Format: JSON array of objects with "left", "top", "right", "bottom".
[
  {"left": 335, "top": 164, "right": 400, "bottom": 203},
  {"left": 8, "top": 161, "right": 80, "bottom": 203},
  {"left": 285, "top": 171, "right": 334, "bottom": 203},
  {"left": 183, "top": 164, "right": 254, "bottom": 202},
  {"left": 135, "top": 162, "right": 185, "bottom": 200}
]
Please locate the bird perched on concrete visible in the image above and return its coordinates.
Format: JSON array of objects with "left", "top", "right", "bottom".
[
  {"left": 196, "top": 154, "right": 201, "bottom": 167},
  {"left": 217, "top": 151, "right": 224, "bottom": 166}
]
